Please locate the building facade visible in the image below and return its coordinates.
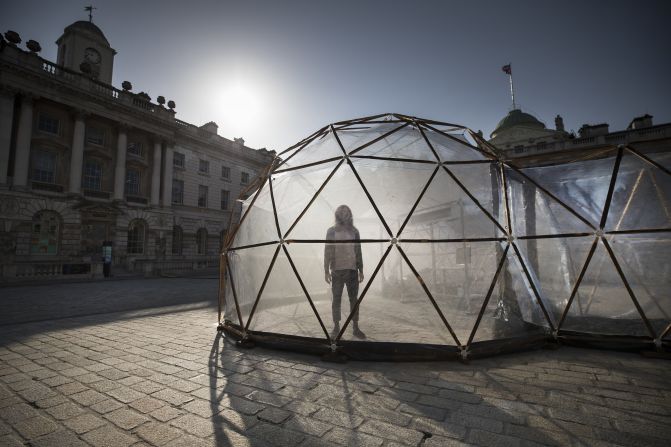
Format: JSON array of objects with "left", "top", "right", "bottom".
[
  {"left": 0, "top": 21, "right": 274, "bottom": 281},
  {"left": 489, "top": 108, "right": 671, "bottom": 162}
]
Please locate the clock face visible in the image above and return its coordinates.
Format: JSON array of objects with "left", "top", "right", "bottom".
[{"left": 84, "top": 47, "right": 101, "bottom": 64}]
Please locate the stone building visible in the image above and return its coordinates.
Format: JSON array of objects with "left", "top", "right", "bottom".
[
  {"left": 0, "top": 21, "right": 274, "bottom": 281},
  {"left": 489, "top": 108, "right": 671, "bottom": 161}
]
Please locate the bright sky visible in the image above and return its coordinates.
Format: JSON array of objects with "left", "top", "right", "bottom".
[{"left": 4, "top": 0, "right": 671, "bottom": 152}]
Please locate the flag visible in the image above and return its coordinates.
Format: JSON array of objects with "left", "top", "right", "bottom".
[{"left": 502, "top": 64, "right": 511, "bottom": 75}]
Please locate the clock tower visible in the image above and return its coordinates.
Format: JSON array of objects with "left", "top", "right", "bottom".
[{"left": 56, "top": 20, "right": 116, "bottom": 84}]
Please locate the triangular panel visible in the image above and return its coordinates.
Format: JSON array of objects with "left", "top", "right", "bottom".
[
  {"left": 271, "top": 160, "right": 341, "bottom": 238},
  {"left": 227, "top": 244, "right": 279, "bottom": 329},
  {"left": 286, "top": 241, "right": 388, "bottom": 338},
  {"left": 230, "top": 183, "right": 279, "bottom": 248},
  {"left": 339, "top": 246, "right": 455, "bottom": 345},
  {"left": 353, "top": 159, "right": 436, "bottom": 236},
  {"left": 352, "top": 125, "right": 436, "bottom": 162},
  {"left": 605, "top": 152, "right": 671, "bottom": 231},
  {"left": 287, "top": 163, "right": 390, "bottom": 239},
  {"left": 336, "top": 122, "right": 405, "bottom": 154},
  {"left": 515, "top": 236, "right": 595, "bottom": 327},
  {"left": 247, "top": 248, "right": 327, "bottom": 339},
  {"left": 513, "top": 157, "right": 616, "bottom": 228},
  {"left": 609, "top": 233, "right": 670, "bottom": 337},
  {"left": 402, "top": 168, "right": 503, "bottom": 240},
  {"left": 281, "top": 130, "right": 344, "bottom": 170},
  {"left": 448, "top": 162, "right": 507, "bottom": 232},
  {"left": 505, "top": 167, "right": 594, "bottom": 236},
  {"left": 561, "top": 240, "right": 651, "bottom": 336},
  {"left": 404, "top": 241, "right": 500, "bottom": 345},
  {"left": 471, "top": 245, "right": 548, "bottom": 344},
  {"left": 422, "top": 127, "right": 487, "bottom": 162}
]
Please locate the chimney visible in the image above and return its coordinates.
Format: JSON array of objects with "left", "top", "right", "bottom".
[
  {"left": 199, "top": 121, "right": 219, "bottom": 134},
  {"left": 627, "top": 114, "right": 653, "bottom": 130}
]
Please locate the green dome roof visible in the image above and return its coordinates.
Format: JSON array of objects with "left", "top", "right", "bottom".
[{"left": 491, "top": 109, "right": 545, "bottom": 138}]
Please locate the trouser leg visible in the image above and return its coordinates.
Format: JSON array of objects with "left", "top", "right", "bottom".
[
  {"left": 344, "top": 270, "right": 360, "bottom": 323},
  {"left": 331, "top": 271, "right": 345, "bottom": 324}
]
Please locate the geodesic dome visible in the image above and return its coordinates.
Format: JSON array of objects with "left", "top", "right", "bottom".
[{"left": 218, "top": 113, "right": 671, "bottom": 360}]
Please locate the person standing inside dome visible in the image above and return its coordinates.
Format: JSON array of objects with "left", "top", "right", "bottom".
[{"left": 324, "top": 205, "right": 366, "bottom": 339}]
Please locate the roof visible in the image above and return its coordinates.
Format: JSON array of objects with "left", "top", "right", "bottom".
[
  {"left": 491, "top": 109, "right": 545, "bottom": 138},
  {"left": 63, "top": 21, "right": 110, "bottom": 46}
]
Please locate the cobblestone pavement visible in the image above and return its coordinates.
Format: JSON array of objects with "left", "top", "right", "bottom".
[{"left": 1, "top": 280, "right": 670, "bottom": 446}]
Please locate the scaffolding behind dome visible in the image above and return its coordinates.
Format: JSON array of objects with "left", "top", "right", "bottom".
[{"left": 217, "top": 113, "right": 671, "bottom": 361}]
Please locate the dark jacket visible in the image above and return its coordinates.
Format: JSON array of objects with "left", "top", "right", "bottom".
[{"left": 324, "top": 226, "right": 363, "bottom": 274}]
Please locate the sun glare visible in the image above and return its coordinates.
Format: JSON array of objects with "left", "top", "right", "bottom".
[{"left": 218, "top": 81, "right": 261, "bottom": 136}]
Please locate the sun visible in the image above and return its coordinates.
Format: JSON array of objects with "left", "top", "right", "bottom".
[{"left": 218, "top": 81, "right": 261, "bottom": 135}]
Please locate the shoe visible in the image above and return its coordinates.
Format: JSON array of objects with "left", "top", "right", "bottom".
[{"left": 353, "top": 326, "right": 367, "bottom": 339}]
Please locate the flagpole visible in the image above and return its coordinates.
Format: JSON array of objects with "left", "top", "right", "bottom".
[{"left": 508, "top": 66, "right": 516, "bottom": 110}]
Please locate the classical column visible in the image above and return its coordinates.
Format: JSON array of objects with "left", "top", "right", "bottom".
[
  {"left": 113, "top": 125, "right": 128, "bottom": 200},
  {"left": 162, "top": 142, "right": 174, "bottom": 207},
  {"left": 12, "top": 95, "right": 34, "bottom": 187},
  {"left": 0, "top": 89, "right": 16, "bottom": 185},
  {"left": 68, "top": 111, "right": 87, "bottom": 194},
  {"left": 150, "top": 140, "right": 162, "bottom": 206}
]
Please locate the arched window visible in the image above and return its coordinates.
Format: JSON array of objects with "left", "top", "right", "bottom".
[
  {"left": 171, "top": 226, "right": 183, "bottom": 255},
  {"left": 127, "top": 219, "right": 146, "bottom": 254},
  {"left": 196, "top": 228, "right": 208, "bottom": 255},
  {"left": 30, "top": 211, "right": 61, "bottom": 255}
]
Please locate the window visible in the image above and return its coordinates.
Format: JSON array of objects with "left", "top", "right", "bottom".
[
  {"left": 127, "top": 142, "right": 143, "bottom": 157},
  {"left": 127, "top": 219, "right": 146, "bottom": 254},
  {"left": 171, "top": 226, "right": 183, "bottom": 255},
  {"left": 125, "top": 168, "right": 140, "bottom": 195},
  {"left": 514, "top": 146, "right": 525, "bottom": 154},
  {"left": 172, "top": 179, "right": 184, "bottom": 204},
  {"left": 198, "top": 185, "right": 208, "bottom": 208},
  {"left": 82, "top": 160, "right": 102, "bottom": 191},
  {"left": 30, "top": 211, "right": 60, "bottom": 255},
  {"left": 86, "top": 126, "right": 105, "bottom": 146},
  {"left": 220, "top": 190, "right": 230, "bottom": 210},
  {"left": 241, "top": 172, "right": 250, "bottom": 185},
  {"left": 199, "top": 159, "right": 209, "bottom": 173},
  {"left": 31, "top": 150, "right": 56, "bottom": 183},
  {"left": 37, "top": 113, "right": 60, "bottom": 135},
  {"left": 221, "top": 166, "right": 230, "bottom": 179},
  {"left": 173, "top": 152, "right": 185, "bottom": 168},
  {"left": 196, "top": 228, "right": 208, "bottom": 255}
]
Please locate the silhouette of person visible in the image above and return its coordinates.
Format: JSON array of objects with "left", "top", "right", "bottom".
[{"left": 324, "top": 205, "right": 366, "bottom": 339}]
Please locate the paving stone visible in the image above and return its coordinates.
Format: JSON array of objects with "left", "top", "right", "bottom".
[
  {"left": 467, "top": 428, "right": 521, "bottom": 447},
  {"left": 12, "top": 415, "right": 59, "bottom": 439},
  {"left": 257, "top": 406, "right": 291, "bottom": 424},
  {"left": 135, "top": 421, "right": 183, "bottom": 445},
  {"left": 104, "top": 407, "right": 150, "bottom": 430},
  {"left": 151, "top": 388, "right": 194, "bottom": 406},
  {"left": 322, "top": 427, "right": 384, "bottom": 447},
  {"left": 105, "top": 386, "right": 146, "bottom": 403},
  {"left": 70, "top": 389, "right": 108, "bottom": 406},
  {"left": 150, "top": 405, "right": 184, "bottom": 422},
  {"left": 0, "top": 435, "right": 24, "bottom": 447},
  {"left": 313, "top": 407, "right": 364, "bottom": 429},
  {"left": 170, "top": 413, "right": 214, "bottom": 437},
  {"left": 34, "top": 394, "right": 69, "bottom": 409},
  {"left": 164, "top": 433, "right": 219, "bottom": 447},
  {"left": 81, "top": 424, "right": 138, "bottom": 447},
  {"left": 45, "top": 402, "right": 84, "bottom": 420},
  {"left": 357, "top": 420, "right": 424, "bottom": 445},
  {"left": 55, "top": 382, "right": 89, "bottom": 395},
  {"left": 130, "top": 380, "right": 165, "bottom": 394},
  {"left": 216, "top": 408, "right": 258, "bottom": 432},
  {"left": 284, "top": 414, "right": 333, "bottom": 437},
  {"left": 129, "top": 396, "right": 167, "bottom": 414},
  {"left": 410, "top": 416, "right": 467, "bottom": 440},
  {"left": 89, "top": 399, "right": 125, "bottom": 414},
  {"left": 422, "top": 435, "right": 472, "bottom": 447},
  {"left": 29, "top": 429, "right": 89, "bottom": 447},
  {"left": 63, "top": 412, "right": 106, "bottom": 434},
  {"left": 247, "top": 422, "right": 305, "bottom": 447},
  {"left": 247, "top": 389, "right": 294, "bottom": 407}
]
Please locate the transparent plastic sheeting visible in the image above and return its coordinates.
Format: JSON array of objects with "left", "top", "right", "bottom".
[{"left": 221, "top": 114, "right": 671, "bottom": 352}]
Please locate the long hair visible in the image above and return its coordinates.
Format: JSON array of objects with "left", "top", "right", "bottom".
[{"left": 334, "top": 205, "right": 353, "bottom": 230}]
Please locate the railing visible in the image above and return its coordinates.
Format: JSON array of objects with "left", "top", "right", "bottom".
[
  {"left": 133, "top": 256, "right": 219, "bottom": 276},
  {"left": 84, "top": 189, "right": 111, "bottom": 199},
  {"left": 32, "top": 181, "right": 64, "bottom": 192},
  {"left": 2, "top": 261, "right": 95, "bottom": 281},
  {"left": 126, "top": 195, "right": 148, "bottom": 204}
]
